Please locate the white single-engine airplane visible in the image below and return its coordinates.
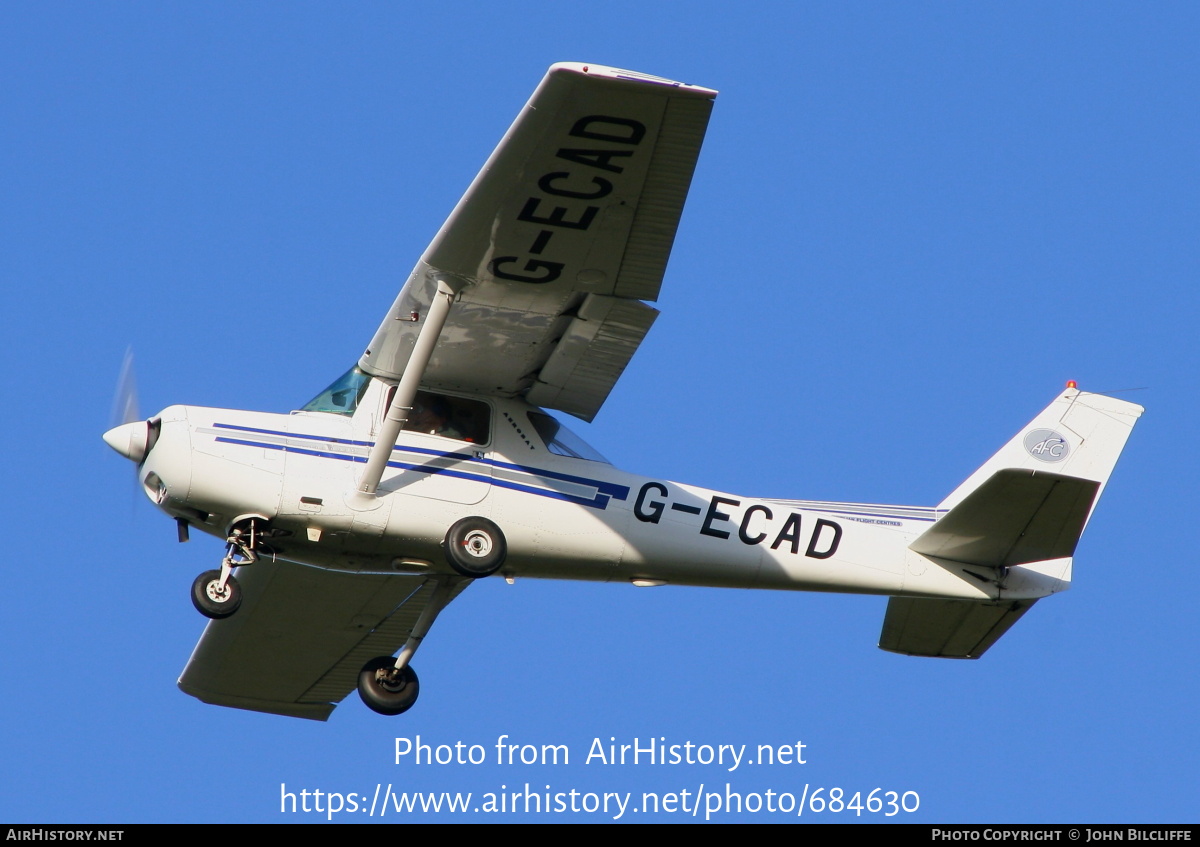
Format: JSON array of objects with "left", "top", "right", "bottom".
[{"left": 103, "top": 63, "right": 1142, "bottom": 721}]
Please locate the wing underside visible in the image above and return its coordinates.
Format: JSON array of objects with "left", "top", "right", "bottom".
[
  {"left": 359, "top": 63, "right": 716, "bottom": 421},
  {"left": 178, "top": 561, "right": 469, "bottom": 720}
]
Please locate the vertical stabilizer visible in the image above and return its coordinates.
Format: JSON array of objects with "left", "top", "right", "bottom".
[{"left": 936, "top": 389, "right": 1143, "bottom": 522}]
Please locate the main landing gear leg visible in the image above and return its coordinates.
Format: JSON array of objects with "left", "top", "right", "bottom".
[{"left": 357, "top": 579, "right": 454, "bottom": 716}]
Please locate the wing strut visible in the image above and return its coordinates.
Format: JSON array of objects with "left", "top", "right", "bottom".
[{"left": 357, "top": 279, "right": 463, "bottom": 496}]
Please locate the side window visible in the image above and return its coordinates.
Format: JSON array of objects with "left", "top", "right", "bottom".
[
  {"left": 527, "top": 411, "right": 609, "bottom": 463},
  {"left": 402, "top": 391, "right": 491, "bottom": 444}
]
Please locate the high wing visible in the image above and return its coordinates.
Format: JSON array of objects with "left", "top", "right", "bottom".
[
  {"left": 179, "top": 561, "right": 470, "bottom": 720},
  {"left": 359, "top": 63, "right": 717, "bottom": 421}
]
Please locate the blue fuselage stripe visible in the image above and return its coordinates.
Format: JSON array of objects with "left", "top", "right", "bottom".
[
  {"left": 212, "top": 421, "right": 628, "bottom": 499},
  {"left": 213, "top": 426, "right": 623, "bottom": 510}
]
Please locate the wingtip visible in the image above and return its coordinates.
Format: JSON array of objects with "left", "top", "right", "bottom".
[{"left": 545, "top": 62, "right": 717, "bottom": 97}]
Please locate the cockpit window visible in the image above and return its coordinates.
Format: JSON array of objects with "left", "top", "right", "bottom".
[
  {"left": 403, "top": 390, "right": 491, "bottom": 444},
  {"left": 527, "top": 412, "right": 609, "bottom": 463},
  {"left": 301, "top": 366, "right": 372, "bottom": 416}
]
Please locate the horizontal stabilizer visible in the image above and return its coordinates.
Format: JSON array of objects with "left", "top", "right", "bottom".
[
  {"left": 910, "top": 469, "right": 1100, "bottom": 568},
  {"left": 879, "top": 597, "right": 1036, "bottom": 658}
]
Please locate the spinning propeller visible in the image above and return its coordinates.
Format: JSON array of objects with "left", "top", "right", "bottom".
[{"left": 103, "top": 348, "right": 157, "bottom": 464}]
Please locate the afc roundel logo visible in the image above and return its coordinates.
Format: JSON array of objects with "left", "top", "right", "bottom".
[{"left": 1024, "top": 429, "right": 1070, "bottom": 462}]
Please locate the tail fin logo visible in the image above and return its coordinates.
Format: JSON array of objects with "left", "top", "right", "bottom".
[{"left": 1024, "top": 429, "right": 1070, "bottom": 462}]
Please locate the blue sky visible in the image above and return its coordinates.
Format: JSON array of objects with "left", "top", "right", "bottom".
[{"left": 3, "top": 2, "right": 1197, "bottom": 823}]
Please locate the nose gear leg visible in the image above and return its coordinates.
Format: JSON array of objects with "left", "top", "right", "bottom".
[{"left": 191, "top": 518, "right": 273, "bottom": 619}]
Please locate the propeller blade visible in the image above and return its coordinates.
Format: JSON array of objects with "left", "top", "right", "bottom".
[{"left": 110, "top": 347, "right": 139, "bottom": 427}]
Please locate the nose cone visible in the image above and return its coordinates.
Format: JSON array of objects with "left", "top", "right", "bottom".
[{"left": 103, "top": 420, "right": 149, "bottom": 463}]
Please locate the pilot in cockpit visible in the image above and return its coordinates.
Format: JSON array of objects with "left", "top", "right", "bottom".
[{"left": 406, "top": 393, "right": 463, "bottom": 440}]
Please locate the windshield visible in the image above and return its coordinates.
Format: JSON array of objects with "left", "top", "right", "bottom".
[{"left": 300, "top": 366, "right": 372, "bottom": 416}]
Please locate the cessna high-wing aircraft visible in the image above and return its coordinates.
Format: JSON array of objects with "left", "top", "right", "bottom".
[{"left": 103, "top": 63, "right": 1142, "bottom": 721}]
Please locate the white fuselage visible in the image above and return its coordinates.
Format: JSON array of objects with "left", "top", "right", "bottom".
[{"left": 138, "top": 386, "right": 1062, "bottom": 605}]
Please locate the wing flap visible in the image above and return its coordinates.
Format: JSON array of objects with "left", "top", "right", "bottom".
[
  {"left": 525, "top": 295, "right": 658, "bottom": 421},
  {"left": 178, "top": 560, "right": 467, "bottom": 720},
  {"left": 878, "top": 597, "right": 1037, "bottom": 658}
]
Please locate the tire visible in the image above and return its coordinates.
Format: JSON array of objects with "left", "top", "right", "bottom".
[
  {"left": 191, "top": 570, "right": 243, "bottom": 619},
  {"left": 358, "top": 656, "right": 420, "bottom": 716},
  {"left": 443, "top": 517, "right": 507, "bottom": 578}
]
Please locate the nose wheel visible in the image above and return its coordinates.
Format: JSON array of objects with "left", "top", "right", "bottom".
[
  {"left": 189, "top": 518, "right": 268, "bottom": 619},
  {"left": 191, "top": 569, "right": 243, "bottom": 618}
]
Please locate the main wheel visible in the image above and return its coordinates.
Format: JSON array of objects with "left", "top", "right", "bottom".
[
  {"left": 191, "top": 570, "right": 243, "bottom": 619},
  {"left": 443, "top": 517, "right": 507, "bottom": 578},
  {"left": 358, "top": 656, "right": 420, "bottom": 716}
]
